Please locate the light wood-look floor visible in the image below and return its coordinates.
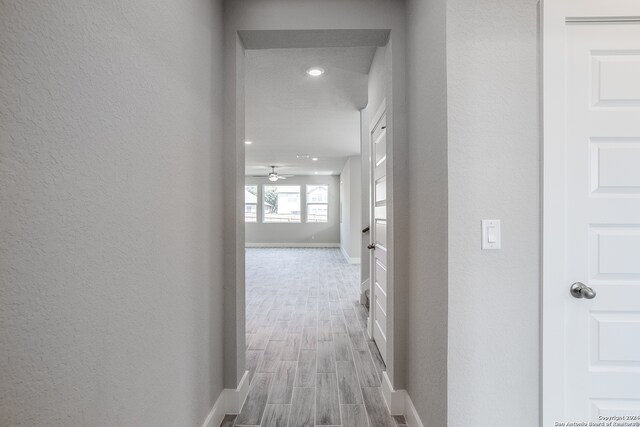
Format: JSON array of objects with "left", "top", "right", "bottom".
[{"left": 226, "top": 248, "right": 406, "bottom": 427}]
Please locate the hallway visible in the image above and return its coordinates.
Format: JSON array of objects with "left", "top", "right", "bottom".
[{"left": 226, "top": 248, "right": 404, "bottom": 427}]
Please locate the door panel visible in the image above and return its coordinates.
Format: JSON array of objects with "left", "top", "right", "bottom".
[
  {"left": 374, "top": 260, "right": 387, "bottom": 293},
  {"left": 370, "top": 109, "right": 388, "bottom": 364},
  {"left": 563, "top": 23, "right": 640, "bottom": 421}
]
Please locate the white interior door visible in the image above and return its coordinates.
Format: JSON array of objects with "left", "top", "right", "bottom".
[
  {"left": 544, "top": 3, "right": 640, "bottom": 424},
  {"left": 369, "top": 106, "right": 388, "bottom": 365}
]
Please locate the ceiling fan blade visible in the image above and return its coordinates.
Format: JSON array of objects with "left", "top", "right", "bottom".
[
  {"left": 280, "top": 174, "right": 295, "bottom": 178},
  {"left": 251, "top": 175, "right": 268, "bottom": 177},
  {"left": 277, "top": 176, "right": 287, "bottom": 180}
]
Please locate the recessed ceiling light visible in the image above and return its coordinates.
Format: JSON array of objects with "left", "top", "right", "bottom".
[
  {"left": 296, "top": 154, "right": 310, "bottom": 159},
  {"left": 244, "top": 140, "right": 252, "bottom": 145},
  {"left": 306, "top": 67, "right": 325, "bottom": 77},
  {"left": 314, "top": 171, "right": 319, "bottom": 175},
  {"left": 312, "top": 157, "right": 318, "bottom": 161}
]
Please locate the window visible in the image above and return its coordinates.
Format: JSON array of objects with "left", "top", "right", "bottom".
[
  {"left": 263, "top": 185, "right": 301, "bottom": 223},
  {"left": 306, "top": 185, "right": 328, "bottom": 223},
  {"left": 244, "top": 185, "right": 257, "bottom": 222}
]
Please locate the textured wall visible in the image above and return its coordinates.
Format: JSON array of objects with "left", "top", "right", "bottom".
[
  {"left": 0, "top": 1, "right": 225, "bottom": 425},
  {"left": 446, "top": 0, "right": 540, "bottom": 425},
  {"left": 340, "top": 156, "right": 361, "bottom": 260},
  {"left": 245, "top": 175, "right": 341, "bottom": 245},
  {"left": 405, "top": 0, "right": 449, "bottom": 425}
]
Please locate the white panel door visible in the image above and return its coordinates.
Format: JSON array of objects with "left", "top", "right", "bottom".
[
  {"left": 369, "top": 108, "right": 388, "bottom": 364},
  {"left": 544, "top": 6, "right": 640, "bottom": 424}
]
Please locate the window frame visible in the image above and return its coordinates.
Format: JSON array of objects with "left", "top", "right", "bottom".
[
  {"left": 305, "top": 184, "right": 329, "bottom": 223},
  {"left": 262, "top": 184, "right": 302, "bottom": 223},
  {"left": 244, "top": 185, "right": 258, "bottom": 223}
]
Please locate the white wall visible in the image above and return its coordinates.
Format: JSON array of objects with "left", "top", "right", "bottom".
[
  {"left": 406, "top": 1, "right": 449, "bottom": 425},
  {"left": 0, "top": 1, "right": 225, "bottom": 425},
  {"left": 446, "top": 1, "right": 540, "bottom": 426},
  {"left": 406, "top": 1, "right": 539, "bottom": 426},
  {"left": 245, "top": 175, "right": 340, "bottom": 245},
  {"left": 340, "top": 156, "right": 362, "bottom": 262},
  {"left": 360, "top": 46, "right": 388, "bottom": 285}
]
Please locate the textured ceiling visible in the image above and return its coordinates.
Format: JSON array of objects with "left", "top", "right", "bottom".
[{"left": 245, "top": 46, "right": 375, "bottom": 176}]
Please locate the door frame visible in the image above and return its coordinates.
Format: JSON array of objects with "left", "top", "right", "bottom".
[
  {"left": 225, "top": 27, "right": 403, "bottom": 398},
  {"left": 367, "top": 99, "right": 387, "bottom": 350},
  {"left": 541, "top": 1, "right": 640, "bottom": 424}
]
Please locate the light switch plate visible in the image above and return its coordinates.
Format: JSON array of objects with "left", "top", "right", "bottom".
[{"left": 482, "top": 219, "right": 501, "bottom": 250}]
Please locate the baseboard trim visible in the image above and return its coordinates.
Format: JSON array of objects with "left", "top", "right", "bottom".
[
  {"left": 381, "top": 371, "right": 406, "bottom": 415},
  {"left": 201, "top": 392, "right": 226, "bottom": 427},
  {"left": 201, "top": 371, "right": 250, "bottom": 427},
  {"left": 245, "top": 243, "right": 340, "bottom": 248},
  {"left": 378, "top": 372, "right": 425, "bottom": 427},
  {"left": 340, "top": 246, "right": 361, "bottom": 264},
  {"left": 404, "top": 392, "right": 425, "bottom": 427},
  {"left": 223, "top": 370, "right": 250, "bottom": 414}
]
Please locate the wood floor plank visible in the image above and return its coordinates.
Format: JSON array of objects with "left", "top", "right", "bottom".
[
  {"left": 367, "top": 341, "right": 386, "bottom": 379},
  {"left": 270, "top": 320, "right": 290, "bottom": 341},
  {"left": 258, "top": 341, "right": 284, "bottom": 373},
  {"left": 296, "top": 350, "right": 316, "bottom": 388},
  {"left": 281, "top": 333, "right": 301, "bottom": 361},
  {"left": 361, "top": 387, "right": 395, "bottom": 427},
  {"left": 245, "top": 249, "right": 389, "bottom": 427},
  {"left": 318, "top": 320, "right": 333, "bottom": 341},
  {"left": 268, "top": 361, "right": 297, "bottom": 404},
  {"left": 331, "top": 315, "right": 347, "bottom": 334},
  {"left": 317, "top": 341, "right": 336, "bottom": 373},
  {"left": 301, "top": 327, "right": 317, "bottom": 350},
  {"left": 249, "top": 326, "right": 275, "bottom": 350},
  {"left": 353, "top": 350, "right": 381, "bottom": 387},
  {"left": 288, "top": 313, "right": 305, "bottom": 333},
  {"left": 278, "top": 308, "right": 293, "bottom": 322},
  {"left": 235, "top": 373, "right": 273, "bottom": 426},
  {"left": 246, "top": 349, "right": 263, "bottom": 384},
  {"left": 260, "top": 404, "right": 290, "bottom": 427},
  {"left": 304, "top": 312, "right": 317, "bottom": 327},
  {"left": 333, "top": 333, "right": 353, "bottom": 362},
  {"left": 265, "top": 309, "right": 280, "bottom": 326},
  {"left": 316, "top": 373, "right": 341, "bottom": 426},
  {"left": 341, "top": 404, "right": 369, "bottom": 427},
  {"left": 336, "top": 361, "right": 363, "bottom": 404},
  {"left": 289, "top": 387, "right": 315, "bottom": 427},
  {"left": 348, "top": 329, "right": 368, "bottom": 352}
]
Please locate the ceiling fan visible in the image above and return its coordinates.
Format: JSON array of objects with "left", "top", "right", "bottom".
[{"left": 253, "top": 166, "right": 294, "bottom": 182}]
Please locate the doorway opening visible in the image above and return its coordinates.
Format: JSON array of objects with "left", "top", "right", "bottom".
[{"left": 229, "top": 30, "right": 399, "bottom": 425}]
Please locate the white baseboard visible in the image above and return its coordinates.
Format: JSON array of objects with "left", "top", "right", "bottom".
[
  {"left": 381, "top": 372, "right": 406, "bottom": 415},
  {"left": 201, "top": 392, "right": 226, "bottom": 427},
  {"left": 340, "top": 246, "right": 361, "bottom": 264},
  {"left": 202, "top": 371, "right": 250, "bottom": 427},
  {"left": 245, "top": 243, "right": 340, "bottom": 248},
  {"left": 380, "top": 372, "right": 425, "bottom": 427},
  {"left": 404, "top": 392, "right": 425, "bottom": 427},
  {"left": 224, "top": 370, "right": 250, "bottom": 414}
]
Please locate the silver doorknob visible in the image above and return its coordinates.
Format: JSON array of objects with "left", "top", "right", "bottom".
[{"left": 570, "top": 282, "right": 596, "bottom": 299}]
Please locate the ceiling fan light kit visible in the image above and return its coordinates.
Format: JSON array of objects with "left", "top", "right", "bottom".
[{"left": 254, "top": 165, "right": 294, "bottom": 182}]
